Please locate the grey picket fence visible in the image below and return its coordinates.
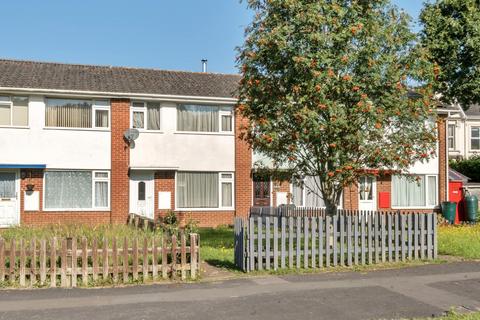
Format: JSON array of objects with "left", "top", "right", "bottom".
[{"left": 234, "top": 210, "right": 437, "bottom": 272}]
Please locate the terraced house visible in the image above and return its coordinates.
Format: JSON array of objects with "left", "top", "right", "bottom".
[{"left": 0, "top": 59, "right": 454, "bottom": 228}]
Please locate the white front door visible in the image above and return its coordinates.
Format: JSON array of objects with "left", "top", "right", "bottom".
[
  {"left": 0, "top": 171, "right": 19, "bottom": 228},
  {"left": 359, "top": 176, "right": 377, "bottom": 211},
  {"left": 129, "top": 171, "right": 154, "bottom": 219}
]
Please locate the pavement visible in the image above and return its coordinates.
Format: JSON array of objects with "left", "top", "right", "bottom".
[{"left": 0, "top": 261, "right": 479, "bottom": 320}]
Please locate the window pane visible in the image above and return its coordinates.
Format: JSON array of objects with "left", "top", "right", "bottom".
[
  {"left": 0, "top": 172, "right": 16, "bottom": 198},
  {"left": 427, "top": 176, "right": 437, "bottom": 206},
  {"left": 221, "top": 173, "right": 233, "bottom": 179},
  {"left": 133, "top": 112, "right": 144, "bottom": 129},
  {"left": 147, "top": 104, "right": 160, "bottom": 130},
  {"left": 12, "top": 97, "right": 28, "bottom": 126},
  {"left": 0, "top": 104, "right": 11, "bottom": 126},
  {"left": 221, "top": 115, "right": 232, "bottom": 131},
  {"left": 132, "top": 102, "right": 144, "bottom": 108},
  {"left": 472, "top": 138, "right": 480, "bottom": 150},
  {"left": 45, "top": 99, "right": 92, "bottom": 128},
  {"left": 138, "top": 182, "right": 146, "bottom": 201},
  {"left": 95, "top": 110, "right": 109, "bottom": 128},
  {"left": 45, "top": 171, "right": 92, "bottom": 209},
  {"left": 177, "top": 172, "right": 219, "bottom": 208},
  {"left": 177, "top": 105, "right": 219, "bottom": 132},
  {"left": 392, "top": 175, "right": 426, "bottom": 207},
  {"left": 222, "top": 182, "right": 233, "bottom": 207},
  {"left": 95, "top": 181, "right": 108, "bottom": 207},
  {"left": 95, "top": 172, "right": 109, "bottom": 178},
  {"left": 472, "top": 127, "right": 480, "bottom": 138}
]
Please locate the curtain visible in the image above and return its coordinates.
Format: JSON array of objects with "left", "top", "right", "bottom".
[
  {"left": 304, "top": 176, "right": 325, "bottom": 207},
  {"left": 222, "top": 182, "right": 232, "bottom": 207},
  {"left": 45, "top": 171, "right": 92, "bottom": 209},
  {"left": 95, "top": 110, "right": 109, "bottom": 128},
  {"left": 427, "top": 176, "right": 437, "bottom": 206},
  {"left": 0, "top": 173, "right": 15, "bottom": 198},
  {"left": 392, "top": 175, "right": 425, "bottom": 207},
  {"left": 12, "top": 97, "right": 28, "bottom": 126},
  {"left": 221, "top": 115, "right": 232, "bottom": 131},
  {"left": 0, "top": 104, "right": 10, "bottom": 126},
  {"left": 292, "top": 182, "right": 303, "bottom": 206},
  {"left": 133, "top": 112, "right": 144, "bottom": 129},
  {"left": 45, "top": 99, "right": 92, "bottom": 128},
  {"left": 95, "top": 181, "right": 108, "bottom": 207},
  {"left": 147, "top": 104, "right": 160, "bottom": 130},
  {"left": 177, "top": 172, "right": 218, "bottom": 208},
  {"left": 177, "top": 105, "right": 219, "bottom": 132}
]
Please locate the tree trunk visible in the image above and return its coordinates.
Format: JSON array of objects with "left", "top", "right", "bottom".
[{"left": 324, "top": 199, "right": 338, "bottom": 216}]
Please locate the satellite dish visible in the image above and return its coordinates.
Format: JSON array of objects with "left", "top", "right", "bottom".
[{"left": 123, "top": 128, "right": 139, "bottom": 149}]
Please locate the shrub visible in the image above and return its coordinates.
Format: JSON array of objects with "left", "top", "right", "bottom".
[{"left": 450, "top": 156, "right": 480, "bottom": 182}]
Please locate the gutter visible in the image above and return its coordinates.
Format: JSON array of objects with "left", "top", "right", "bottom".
[{"left": 0, "top": 87, "right": 238, "bottom": 105}]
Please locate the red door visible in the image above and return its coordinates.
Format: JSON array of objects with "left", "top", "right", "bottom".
[
  {"left": 253, "top": 175, "right": 271, "bottom": 207},
  {"left": 449, "top": 181, "right": 463, "bottom": 224}
]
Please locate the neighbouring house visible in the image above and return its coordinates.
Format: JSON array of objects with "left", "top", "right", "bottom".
[
  {"left": 0, "top": 58, "right": 458, "bottom": 229},
  {"left": 447, "top": 104, "right": 480, "bottom": 160}
]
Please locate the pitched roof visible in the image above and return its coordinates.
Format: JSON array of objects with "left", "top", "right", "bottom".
[
  {"left": 464, "top": 104, "right": 480, "bottom": 118},
  {"left": 0, "top": 59, "right": 241, "bottom": 99}
]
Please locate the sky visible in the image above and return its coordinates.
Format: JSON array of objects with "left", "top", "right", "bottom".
[{"left": 0, "top": 1, "right": 425, "bottom": 75}]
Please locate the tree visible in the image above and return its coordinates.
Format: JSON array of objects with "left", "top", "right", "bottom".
[
  {"left": 420, "top": 0, "right": 480, "bottom": 109},
  {"left": 237, "top": 0, "right": 438, "bottom": 213}
]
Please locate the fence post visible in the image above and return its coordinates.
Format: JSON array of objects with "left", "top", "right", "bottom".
[
  {"left": 50, "top": 237, "right": 56, "bottom": 288},
  {"left": 61, "top": 238, "right": 67, "bottom": 287},
  {"left": 71, "top": 237, "right": 77, "bottom": 288},
  {"left": 40, "top": 239, "right": 46, "bottom": 285},
  {"left": 0, "top": 238, "right": 5, "bottom": 282},
  {"left": 103, "top": 238, "right": 110, "bottom": 281},
  {"left": 112, "top": 237, "right": 118, "bottom": 283},
  {"left": 30, "top": 238, "right": 37, "bottom": 287},
  {"left": 9, "top": 239, "right": 16, "bottom": 284},
  {"left": 433, "top": 213, "right": 438, "bottom": 259},
  {"left": 181, "top": 233, "right": 186, "bottom": 280},
  {"left": 82, "top": 237, "right": 88, "bottom": 286},
  {"left": 273, "top": 217, "right": 278, "bottom": 270},
  {"left": 190, "top": 234, "right": 197, "bottom": 279},
  {"left": 19, "top": 239, "right": 26, "bottom": 287},
  {"left": 65, "top": 237, "right": 72, "bottom": 287}
]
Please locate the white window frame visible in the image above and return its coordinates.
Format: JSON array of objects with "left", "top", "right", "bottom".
[
  {"left": 219, "top": 110, "right": 234, "bottom": 133},
  {"left": 289, "top": 179, "right": 343, "bottom": 209},
  {"left": 471, "top": 127, "right": 480, "bottom": 150},
  {"left": 130, "top": 101, "right": 162, "bottom": 131},
  {"left": 175, "top": 171, "right": 235, "bottom": 211},
  {"left": 175, "top": 104, "right": 234, "bottom": 135},
  {"left": 391, "top": 174, "right": 438, "bottom": 209},
  {"left": 44, "top": 98, "right": 110, "bottom": 130},
  {"left": 220, "top": 172, "right": 234, "bottom": 209},
  {"left": 0, "top": 96, "right": 29, "bottom": 128},
  {"left": 447, "top": 124, "right": 456, "bottom": 150},
  {"left": 42, "top": 170, "right": 111, "bottom": 211}
]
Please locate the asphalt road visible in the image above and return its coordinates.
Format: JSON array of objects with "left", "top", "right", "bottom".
[{"left": 0, "top": 262, "right": 479, "bottom": 320}]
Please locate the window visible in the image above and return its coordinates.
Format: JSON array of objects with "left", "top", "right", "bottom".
[
  {"left": 176, "top": 172, "right": 234, "bottom": 209},
  {"left": 471, "top": 127, "right": 480, "bottom": 150},
  {"left": 138, "top": 182, "right": 146, "bottom": 201},
  {"left": 0, "top": 172, "right": 16, "bottom": 198},
  {"left": 0, "top": 96, "right": 29, "bottom": 127},
  {"left": 292, "top": 176, "right": 325, "bottom": 207},
  {"left": 131, "top": 101, "right": 161, "bottom": 130},
  {"left": 45, "top": 98, "right": 110, "bottom": 129},
  {"left": 44, "top": 171, "right": 110, "bottom": 210},
  {"left": 359, "top": 177, "right": 374, "bottom": 200},
  {"left": 448, "top": 124, "right": 455, "bottom": 150},
  {"left": 392, "top": 175, "right": 437, "bottom": 208},
  {"left": 177, "top": 105, "right": 233, "bottom": 132}
]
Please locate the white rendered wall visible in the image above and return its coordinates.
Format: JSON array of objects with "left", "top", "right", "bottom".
[
  {"left": 130, "top": 103, "right": 235, "bottom": 172},
  {"left": 0, "top": 95, "right": 111, "bottom": 169}
]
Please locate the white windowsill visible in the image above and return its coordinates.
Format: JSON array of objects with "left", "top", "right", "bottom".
[
  {"left": 43, "top": 127, "right": 110, "bottom": 132},
  {"left": 42, "top": 208, "right": 110, "bottom": 212},
  {"left": 0, "top": 125, "right": 30, "bottom": 129},
  {"left": 134, "top": 129, "right": 164, "bottom": 134},
  {"left": 175, "top": 207, "right": 235, "bottom": 212},
  {"left": 174, "top": 131, "right": 234, "bottom": 136}
]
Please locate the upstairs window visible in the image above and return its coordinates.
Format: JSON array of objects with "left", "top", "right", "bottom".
[
  {"left": 448, "top": 124, "right": 455, "bottom": 150},
  {"left": 0, "top": 96, "right": 29, "bottom": 127},
  {"left": 131, "top": 101, "right": 161, "bottom": 130},
  {"left": 177, "top": 105, "right": 233, "bottom": 133},
  {"left": 45, "top": 98, "right": 109, "bottom": 129},
  {"left": 471, "top": 127, "right": 480, "bottom": 150}
]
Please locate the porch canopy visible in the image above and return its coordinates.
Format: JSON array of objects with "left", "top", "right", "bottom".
[{"left": 0, "top": 164, "right": 46, "bottom": 169}]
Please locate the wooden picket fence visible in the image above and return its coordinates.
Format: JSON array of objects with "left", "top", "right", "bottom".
[
  {"left": 234, "top": 209, "right": 437, "bottom": 272},
  {"left": 0, "top": 233, "right": 200, "bottom": 288}
]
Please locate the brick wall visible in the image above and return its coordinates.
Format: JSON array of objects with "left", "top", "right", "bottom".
[
  {"left": 110, "top": 99, "right": 131, "bottom": 224},
  {"left": 343, "top": 183, "right": 359, "bottom": 210},
  {"left": 234, "top": 112, "right": 252, "bottom": 219}
]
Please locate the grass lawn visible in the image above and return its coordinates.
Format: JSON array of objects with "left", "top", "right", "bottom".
[
  {"left": 198, "top": 226, "right": 236, "bottom": 270},
  {"left": 414, "top": 311, "right": 480, "bottom": 319},
  {"left": 438, "top": 224, "right": 480, "bottom": 259}
]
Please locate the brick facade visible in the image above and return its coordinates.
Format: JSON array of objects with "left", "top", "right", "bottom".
[
  {"left": 110, "top": 99, "right": 131, "bottom": 224},
  {"left": 234, "top": 113, "right": 252, "bottom": 219}
]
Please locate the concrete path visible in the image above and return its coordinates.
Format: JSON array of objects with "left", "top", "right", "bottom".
[{"left": 0, "top": 262, "right": 479, "bottom": 320}]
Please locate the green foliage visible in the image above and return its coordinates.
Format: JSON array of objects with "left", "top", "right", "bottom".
[
  {"left": 160, "top": 210, "right": 179, "bottom": 236},
  {"left": 237, "top": 0, "right": 437, "bottom": 211},
  {"left": 450, "top": 156, "right": 480, "bottom": 182},
  {"left": 420, "top": 0, "right": 480, "bottom": 109}
]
